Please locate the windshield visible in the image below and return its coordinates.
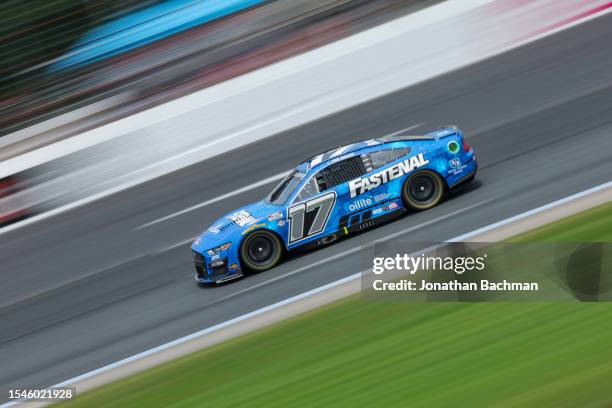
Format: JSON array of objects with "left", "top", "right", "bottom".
[{"left": 266, "top": 170, "right": 304, "bottom": 204}]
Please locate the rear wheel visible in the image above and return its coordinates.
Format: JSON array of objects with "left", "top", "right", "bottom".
[
  {"left": 402, "top": 170, "right": 445, "bottom": 210},
  {"left": 240, "top": 230, "right": 283, "bottom": 271}
]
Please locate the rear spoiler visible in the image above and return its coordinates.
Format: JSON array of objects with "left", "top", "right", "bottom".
[
  {"left": 379, "top": 125, "right": 461, "bottom": 142},
  {"left": 427, "top": 125, "right": 461, "bottom": 140}
]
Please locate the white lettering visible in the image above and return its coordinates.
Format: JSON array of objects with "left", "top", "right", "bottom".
[
  {"left": 349, "top": 197, "right": 373, "bottom": 212},
  {"left": 350, "top": 153, "right": 429, "bottom": 198}
]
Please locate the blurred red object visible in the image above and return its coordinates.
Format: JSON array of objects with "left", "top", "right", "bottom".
[{"left": 0, "top": 176, "right": 29, "bottom": 226}]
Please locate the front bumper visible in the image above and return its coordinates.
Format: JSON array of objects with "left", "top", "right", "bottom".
[
  {"left": 193, "top": 252, "right": 243, "bottom": 284},
  {"left": 194, "top": 270, "right": 243, "bottom": 284}
]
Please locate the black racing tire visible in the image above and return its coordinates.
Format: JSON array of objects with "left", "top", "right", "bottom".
[
  {"left": 401, "top": 170, "right": 446, "bottom": 211},
  {"left": 239, "top": 229, "right": 283, "bottom": 272}
]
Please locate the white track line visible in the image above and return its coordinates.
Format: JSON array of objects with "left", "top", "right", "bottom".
[
  {"left": 385, "top": 122, "right": 425, "bottom": 137},
  {"left": 135, "top": 170, "right": 290, "bottom": 230},
  {"left": 1, "top": 179, "right": 604, "bottom": 408}
]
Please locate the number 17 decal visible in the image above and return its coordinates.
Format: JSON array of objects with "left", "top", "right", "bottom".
[{"left": 288, "top": 192, "right": 336, "bottom": 244}]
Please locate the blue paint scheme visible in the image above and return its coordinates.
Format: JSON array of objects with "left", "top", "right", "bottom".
[
  {"left": 192, "top": 126, "right": 477, "bottom": 283},
  {"left": 49, "top": 0, "right": 264, "bottom": 72}
]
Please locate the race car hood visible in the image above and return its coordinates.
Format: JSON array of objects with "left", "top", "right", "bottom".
[{"left": 192, "top": 200, "right": 278, "bottom": 253}]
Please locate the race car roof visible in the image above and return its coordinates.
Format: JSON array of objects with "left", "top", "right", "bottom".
[
  {"left": 303, "top": 126, "right": 459, "bottom": 171},
  {"left": 304, "top": 139, "right": 380, "bottom": 170}
]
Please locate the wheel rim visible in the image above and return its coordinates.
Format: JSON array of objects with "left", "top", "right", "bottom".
[
  {"left": 247, "top": 236, "right": 274, "bottom": 264},
  {"left": 409, "top": 174, "right": 436, "bottom": 203}
]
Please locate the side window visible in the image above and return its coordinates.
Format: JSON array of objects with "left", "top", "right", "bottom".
[
  {"left": 315, "top": 156, "right": 366, "bottom": 192},
  {"left": 295, "top": 176, "right": 319, "bottom": 202},
  {"left": 362, "top": 148, "right": 410, "bottom": 173}
]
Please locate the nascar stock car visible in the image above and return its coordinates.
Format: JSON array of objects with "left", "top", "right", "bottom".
[{"left": 192, "top": 126, "right": 477, "bottom": 284}]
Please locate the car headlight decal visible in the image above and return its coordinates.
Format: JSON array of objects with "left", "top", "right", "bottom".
[{"left": 207, "top": 242, "right": 232, "bottom": 256}]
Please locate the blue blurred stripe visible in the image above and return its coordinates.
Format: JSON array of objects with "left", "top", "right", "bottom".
[{"left": 49, "top": 0, "right": 264, "bottom": 72}]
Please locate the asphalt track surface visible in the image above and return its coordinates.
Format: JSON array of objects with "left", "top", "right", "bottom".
[{"left": 2, "top": 14, "right": 612, "bottom": 396}]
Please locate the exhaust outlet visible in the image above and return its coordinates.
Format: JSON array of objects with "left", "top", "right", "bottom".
[{"left": 321, "top": 234, "right": 337, "bottom": 245}]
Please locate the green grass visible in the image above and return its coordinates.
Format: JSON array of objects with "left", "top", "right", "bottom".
[
  {"left": 511, "top": 201, "right": 612, "bottom": 243},
  {"left": 61, "top": 202, "right": 612, "bottom": 408}
]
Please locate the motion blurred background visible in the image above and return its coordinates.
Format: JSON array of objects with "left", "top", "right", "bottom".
[
  {"left": 2, "top": 1, "right": 612, "bottom": 406},
  {"left": 0, "top": 0, "right": 436, "bottom": 225},
  {"left": 0, "top": 0, "right": 434, "bottom": 136}
]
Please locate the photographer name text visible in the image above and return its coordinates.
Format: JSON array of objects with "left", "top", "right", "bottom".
[{"left": 372, "top": 279, "right": 539, "bottom": 292}]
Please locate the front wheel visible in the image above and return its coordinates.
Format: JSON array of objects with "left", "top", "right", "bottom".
[
  {"left": 240, "top": 230, "right": 283, "bottom": 271},
  {"left": 402, "top": 170, "right": 446, "bottom": 211}
]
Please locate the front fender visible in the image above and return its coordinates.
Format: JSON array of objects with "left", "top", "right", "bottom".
[{"left": 237, "top": 220, "right": 289, "bottom": 251}]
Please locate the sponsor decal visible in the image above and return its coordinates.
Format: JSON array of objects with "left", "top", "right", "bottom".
[
  {"left": 207, "top": 242, "right": 232, "bottom": 256},
  {"left": 241, "top": 223, "right": 267, "bottom": 235},
  {"left": 210, "top": 259, "right": 225, "bottom": 268},
  {"left": 349, "top": 153, "right": 429, "bottom": 198},
  {"left": 447, "top": 140, "right": 460, "bottom": 154},
  {"left": 211, "top": 254, "right": 220, "bottom": 261},
  {"left": 450, "top": 158, "right": 461, "bottom": 168},
  {"left": 229, "top": 263, "right": 239, "bottom": 270},
  {"left": 267, "top": 211, "right": 287, "bottom": 227},
  {"left": 374, "top": 193, "right": 390, "bottom": 203},
  {"left": 349, "top": 197, "right": 372, "bottom": 212},
  {"left": 449, "top": 163, "right": 468, "bottom": 175},
  {"left": 448, "top": 157, "right": 469, "bottom": 175},
  {"left": 388, "top": 202, "right": 399, "bottom": 210},
  {"left": 208, "top": 226, "right": 220, "bottom": 234},
  {"left": 228, "top": 210, "right": 256, "bottom": 226},
  {"left": 372, "top": 208, "right": 383, "bottom": 215},
  {"left": 267, "top": 211, "right": 283, "bottom": 221}
]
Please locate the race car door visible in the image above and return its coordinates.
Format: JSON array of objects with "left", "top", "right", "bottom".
[
  {"left": 287, "top": 155, "right": 367, "bottom": 248},
  {"left": 335, "top": 147, "right": 412, "bottom": 231}
]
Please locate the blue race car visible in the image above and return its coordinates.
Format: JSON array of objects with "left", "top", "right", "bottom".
[{"left": 192, "top": 126, "right": 477, "bottom": 284}]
